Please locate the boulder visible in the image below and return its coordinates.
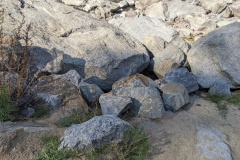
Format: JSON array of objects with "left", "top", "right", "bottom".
[
  {"left": 161, "top": 68, "right": 199, "bottom": 93},
  {"left": 1, "top": 0, "right": 150, "bottom": 91},
  {"left": 152, "top": 44, "right": 185, "bottom": 79},
  {"left": 110, "top": 74, "right": 165, "bottom": 119},
  {"left": 58, "top": 115, "right": 132, "bottom": 149},
  {"left": 187, "top": 22, "right": 240, "bottom": 88},
  {"left": 99, "top": 95, "right": 133, "bottom": 116},
  {"left": 144, "top": 36, "right": 166, "bottom": 57},
  {"left": 208, "top": 82, "right": 231, "bottom": 96},
  {"left": 20, "top": 107, "right": 35, "bottom": 118},
  {"left": 160, "top": 83, "right": 189, "bottom": 112},
  {"left": 79, "top": 82, "right": 104, "bottom": 107}
]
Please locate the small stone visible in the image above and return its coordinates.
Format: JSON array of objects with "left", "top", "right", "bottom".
[
  {"left": 21, "top": 107, "right": 35, "bottom": 118},
  {"left": 208, "top": 82, "right": 232, "bottom": 96}
]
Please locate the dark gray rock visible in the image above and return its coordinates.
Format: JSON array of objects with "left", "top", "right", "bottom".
[
  {"left": 160, "top": 83, "right": 189, "bottom": 112},
  {"left": 58, "top": 115, "right": 132, "bottom": 150},
  {"left": 79, "top": 82, "right": 104, "bottom": 107},
  {"left": 99, "top": 95, "right": 133, "bottom": 116},
  {"left": 187, "top": 22, "right": 240, "bottom": 89},
  {"left": 208, "top": 82, "right": 232, "bottom": 96},
  {"left": 20, "top": 107, "right": 35, "bottom": 118},
  {"left": 162, "top": 68, "right": 199, "bottom": 93}
]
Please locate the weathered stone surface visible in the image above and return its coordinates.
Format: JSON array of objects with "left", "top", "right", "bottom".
[
  {"left": 99, "top": 95, "right": 133, "bottom": 116},
  {"left": 0, "top": 122, "right": 50, "bottom": 153},
  {"left": 135, "top": 0, "right": 160, "bottom": 9},
  {"left": 79, "top": 82, "right": 104, "bottom": 107},
  {"left": 112, "top": 73, "right": 156, "bottom": 89},
  {"left": 109, "top": 16, "right": 178, "bottom": 43},
  {"left": 61, "top": 0, "right": 87, "bottom": 6},
  {"left": 208, "top": 82, "right": 231, "bottom": 96},
  {"left": 152, "top": 44, "right": 185, "bottom": 79},
  {"left": 2, "top": 0, "right": 150, "bottom": 91},
  {"left": 199, "top": 0, "right": 227, "bottom": 14},
  {"left": 20, "top": 107, "right": 35, "bottom": 118},
  {"left": 187, "top": 22, "right": 240, "bottom": 88},
  {"left": 230, "top": 1, "right": 240, "bottom": 18},
  {"left": 144, "top": 36, "right": 166, "bottom": 56},
  {"left": 52, "top": 69, "right": 81, "bottom": 88},
  {"left": 110, "top": 74, "right": 165, "bottom": 119},
  {"left": 161, "top": 68, "right": 199, "bottom": 93},
  {"left": 160, "top": 83, "right": 189, "bottom": 112},
  {"left": 162, "top": 68, "right": 199, "bottom": 93},
  {"left": 197, "top": 127, "right": 233, "bottom": 160},
  {"left": 144, "top": 1, "right": 167, "bottom": 21},
  {"left": 59, "top": 115, "right": 132, "bottom": 149},
  {"left": 31, "top": 75, "right": 89, "bottom": 122},
  {"left": 166, "top": 0, "right": 206, "bottom": 21}
]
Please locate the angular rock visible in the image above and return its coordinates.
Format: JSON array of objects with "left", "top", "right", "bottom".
[
  {"left": 112, "top": 73, "right": 156, "bottom": 89},
  {"left": 208, "top": 82, "right": 231, "bottom": 96},
  {"left": 152, "top": 44, "right": 185, "bottom": 79},
  {"left": 197, "top": 127, "right": 233, "bottom": 160},
  {"left": 31, "top": 75, "right": 89, "bottom": 122},
  {"left": 52, "top": 69, "right": 81, "bottom": 88},
  {"left": 110, "top": 74, "right": 165, "bottom": 119},
  {"left": 59, "top": 115, "right": 132, "bottom": 149},
  {"left": 187, "top": 22, "right": 240, "bottom": 88},
  {"left": 109, "top": 16, "right": 178, "bottom": 43},
  {"left": 160, "top": 83, "right": 189, "bottom": 112},
  {"left": 2, "top": 0, "right": 150, "bottom": 91},
  {"left": 99, "top": 95, "right": 133, "bottom": 116},
  {"left": 144, "top": 36, "right": 166, "bottom": 56},
  {"left": 79, "top": 82, "right": 104, "bottom": 107},
  {"left": 161, "top": 68, "right": 199, "bottom": 93}
]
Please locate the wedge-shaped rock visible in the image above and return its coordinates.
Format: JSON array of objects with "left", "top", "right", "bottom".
[{"left": 58, "top": 115, "right": 132, "bottom": 149}]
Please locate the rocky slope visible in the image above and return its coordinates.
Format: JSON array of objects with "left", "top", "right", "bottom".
[{"left": 0, "top": 0, "right": 240, "bottom": 159}]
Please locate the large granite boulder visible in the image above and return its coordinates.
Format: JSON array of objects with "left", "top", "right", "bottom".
[
  {"left": 58, "top": 115, "right": 132, "bottom": 149},
  {"left": 187, "top": 22, "right": 240, "bottom": 88},
  {"left": 1, "top": 0, "right": 150, "bottom": 91}
]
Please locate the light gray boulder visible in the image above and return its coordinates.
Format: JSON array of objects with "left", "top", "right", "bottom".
[
  {"left": 58, "top": 115, "right": 132, "bottom": 150},
  {"left": 160, "top": 83, "right": 189, "bottom": 112},
  {"left": 79, "top": 82, "right": 104, "bottom": 107},
  {"left": 187, "top": 22, "right": 240, "bottom": 88},
  {"left": 144, "top": 36, "right": 166, "bottom": 56},
  {"left": 2, "top": 0, "right": 150, "bottom": 91},
  {"left": 152, "top": 44, "right": 185, "bottom": 79},
  {"left": 99, "top": 95, "right": 133, "bottom": 116},
  {"left": 230, "top": 1, "right": 240, "bottom": 18},
  {"left": 197, "top": 127, "right": 233, "bottom": 160},
  {"left": 161, "top": 68, "right": 199, "bottom": 93}
]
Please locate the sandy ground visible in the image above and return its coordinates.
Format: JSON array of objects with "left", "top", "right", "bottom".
[{"left": 1, "top": 95, "right": 240, "bottom": 160}]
